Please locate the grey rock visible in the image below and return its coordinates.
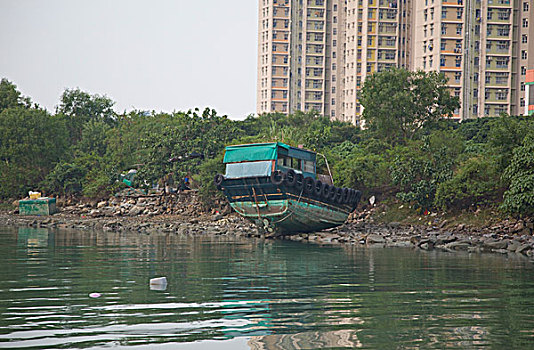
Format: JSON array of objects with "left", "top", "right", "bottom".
[
  {"left": 444, "top": 240, "right": 471, "bottom": 250},
  {"left": 420, "top": 242, "right": 434, "bottom": 250},
  {"left": 483, "top": 239, "right": 508, "bottom": 250},
  {"left": 516, "top": 244, "right": 531, "bottom": 254},
  {"left": 507, "top": 241, "right": 521, "bottom": 252},
  {"left": 389, "top": 222, "right": 401, "bottom": 229},
  {"left": 367, "top": 234, "right": 386, "bottom": 244},
  {"left": 128, "top": 206, "right": 143, "bottom": 216},
  {"left": 435, "top": 234, "right": 457, "bottom": 245}
]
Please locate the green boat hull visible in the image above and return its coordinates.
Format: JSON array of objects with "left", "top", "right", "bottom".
[
  {"left": 219, "top": 176, "right": 354, "bottom": 235},
  {"left": 230, "top": 197, "right": 350, "bottom": 234}
]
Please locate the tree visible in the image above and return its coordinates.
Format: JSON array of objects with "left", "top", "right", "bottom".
[
  {"left": 360, "top": 68, "right": 459, "bottom": 143},
  {"left": 0, "top": 108, "right": 69, "bottom": 198},
  {"left": 0, "top": 78, "right": 31, "bottom": 113},
  {"left": 57, "top": 88, "right": 116, "bottom": 142}
]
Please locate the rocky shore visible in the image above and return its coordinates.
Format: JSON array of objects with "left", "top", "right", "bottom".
[{"left": 2, "top": 192, "right": 533, "bottom": 261}]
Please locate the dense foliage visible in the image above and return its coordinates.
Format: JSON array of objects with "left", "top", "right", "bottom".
[{"left": 1, "top": 70, "right": 533, "bottom": 217}]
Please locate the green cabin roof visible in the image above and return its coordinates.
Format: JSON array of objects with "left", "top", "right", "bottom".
[{"left": 223, "top": 142, "right": 316, "bottom": 163}]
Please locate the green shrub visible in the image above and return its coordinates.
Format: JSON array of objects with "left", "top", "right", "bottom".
[
  {"left": 435, "top": 156, "right": 502, "bottom": 210},
  {"left": 501, "top": 134, "right": 534, "bottom": 216}
]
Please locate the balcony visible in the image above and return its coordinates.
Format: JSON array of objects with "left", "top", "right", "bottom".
[
  {"left": 487, "top": 0, "right": 511, "bottom": 7},
  {"left": 485, "top": 61, "right": 510, "bottom": 71},
  {"left": 378, "top": 0, "right": 398, "bottom": 8},
  {"left": 485, "top": 46, "right": 510, "bottom": 55},
  {"left": 486, "top": 12, "right": 512, "bottom": 23},
  {"left": 442, "top": 0, "right": 464, "bottom": 6},
  {"left": 377, "top": 25, "right": 396, "bottom": 34},
  {"left": 485, "top": 78, "right": 509, "bottom": 87}
]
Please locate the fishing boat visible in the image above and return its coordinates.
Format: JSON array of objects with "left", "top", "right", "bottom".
[{"left": 214, "top": 142, "right": 361, "bottom": 235}]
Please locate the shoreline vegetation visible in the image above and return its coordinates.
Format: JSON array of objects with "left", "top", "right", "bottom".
[{"left": 1, "top": 68, "right": 533, "bottom": 257}]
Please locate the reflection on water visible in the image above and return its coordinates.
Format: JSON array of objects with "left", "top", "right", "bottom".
[{"left": 1, "top": 226, "right": 534, "bottom": 349}]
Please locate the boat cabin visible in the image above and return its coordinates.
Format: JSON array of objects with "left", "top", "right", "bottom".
[{"left": 223, "top": 142, "right": 317, "bottom": 179}]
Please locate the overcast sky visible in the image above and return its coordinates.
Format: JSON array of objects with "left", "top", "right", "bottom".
[{"left": 0, "top": 0, "right": 258, "bottom": 119}]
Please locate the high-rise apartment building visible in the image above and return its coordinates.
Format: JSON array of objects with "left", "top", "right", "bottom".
[
  {"left": 413, "top": 0, "right": 534, "bottom": 119},
  {"left": 257, "top": 0, "right": 410, "bottom": 125},
  {"left": 257, "top": 0, "right": 533, "bottom": 123}
]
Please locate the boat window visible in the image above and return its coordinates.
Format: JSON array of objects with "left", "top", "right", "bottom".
[
  {"left": 278, "top": 155, "right": 314, "bottom": 173},
  {"left": 302, "top": 160, "right": 315, "bottom": 173},
  {"left": 277, "top": 155, "right": 291, "bottom": 167},
  {"left": 225, "top": 161, "right": 273, "bottom": 179}
]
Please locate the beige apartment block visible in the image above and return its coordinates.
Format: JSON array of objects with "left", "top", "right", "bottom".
[
  {"left": 342, "top": 0, "right": 412, "bottom": 125},
  {"left": 257, "top": 0, "right": 532, "bottom": 123},
  {"left": 257, "top": 0, "right": 411, "bottom": 125},
  {"left": 412, "top": 0, "right": 534, "bottom": 120}
]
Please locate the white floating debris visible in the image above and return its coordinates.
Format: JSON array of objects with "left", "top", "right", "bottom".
[
  {"left": 89, "top": 292, "right": 101, "bottom": 298},
  {"left": 150, "top": 283, "right": 168, "bottom": 291},
  {"left": 150, "top": 277, "right": 167, "bottom": 285},
  {"left": 369, "top": 195, "right": 376, "bottom": 206}
]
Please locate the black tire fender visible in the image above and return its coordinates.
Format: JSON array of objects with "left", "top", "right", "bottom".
[
  {"left": 295, "top": 173, "right": 304, "bottom": 191},
  {"left": 314, "top": 180, "right": 323, "bottom": 197},
  {"left": 270, "top": 170, "right": 285, "bottom": 185},
  {"left": 353, "top": 190, "right": 362, "bottom": 205},
  {"left": 335, "top": 187, "right": 344, "bottom": 204},
  {"left": 321, "top": 184, "right": 331, "bottom": 200},
  {"left": 214, "top": 174, "right": 224, "bottom": 186},
  {"left": 303, "top": 177, "right": 315, "bottom": 194},
  {"left": 328, "top": 186, "right": 337, "bottom": 202},
  {"left": 284, "top": 169, "right": 297, "bottom": 187}
]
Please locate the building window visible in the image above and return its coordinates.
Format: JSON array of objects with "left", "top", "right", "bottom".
[
  {"left": 429, "top": 57, "right": 433, "bottom": 68},
  {"left": 521, "top": 66, "right": 527, "bottom": 75},
  {"left": 456, "top": 24, "right": 462, "bottom": 35},
  {"left": 523, "top": 19, "right": 529, "bottom": 28},
  {"left": 521, "top": 82, "right": 525, "bottom": 91},
  {"left": 521, "top": 98, "right": 525, "bottom": 107},
  {"left": 522, "top": 35, "right": 528, "bottom": 44},
  {"left": 522, "top": 50, "right": 528, "bottom": 59},
  {"left": 524, "top": 2, "right": 529, "bottom": 11},
  {"left": 440, "top": 55, "right": 445, "bottom": 66},
  {"left": 442, "top": 8, "right": 447, "bottom": 19},
  {"left": 457, "top": 8, "right": 462, "bottom": 19}
]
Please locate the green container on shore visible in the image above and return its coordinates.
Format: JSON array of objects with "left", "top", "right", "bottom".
[{"left": 19, "top": 198, "right": 58, "bottom": 216}]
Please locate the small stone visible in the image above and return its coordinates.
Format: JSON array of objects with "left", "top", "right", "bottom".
[
  {"left": 516, "top": 244, "right": 531, "bottom": 254},
  {"left": 366, "top": 234, "right": 386, "bottom": 244},
  {"left": 420, "top": 242, "right": 434, "bottom": 250},
  {"left": 128, "top": 206, "right": 143, "bottom": 216}
]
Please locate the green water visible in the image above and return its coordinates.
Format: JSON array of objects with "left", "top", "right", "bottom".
[{"left": 1, "top": 226, "right": 534, "bottom": 349}]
